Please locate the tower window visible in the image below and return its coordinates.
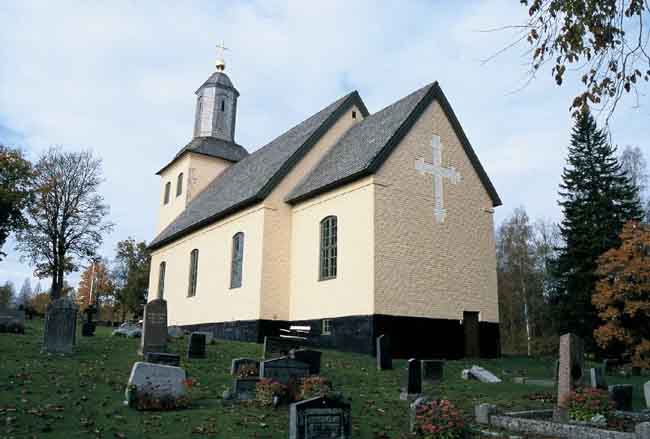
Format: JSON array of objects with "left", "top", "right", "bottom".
[
  {"left": 176, "top": 173, "right": 184, "bottom": 197},
  {"left": 319, "top": 216, "right": 337, "bottom": 280},
  {"left": 188, "top": 249, "right": 199, "bottom": 297},
  {"left": 352, "top": 110, "right": 357, "bottom": 119},
  {"left": 221, "top": 100, "right": 225, "bottom": 112},
  {"left": 163, "top": 182, "right": 171, "bottom": 204}
]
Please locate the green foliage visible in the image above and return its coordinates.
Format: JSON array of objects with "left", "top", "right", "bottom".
[
  {"left": 413, "top": 399, "right": 466, "bottom": 439},
  {"left": 565, "top": 387, "right": 614, "bottom": 422},
  {"left": 0, "top": 145, "right": 33, "bottom": 260},
  {"left": 0, "top": 281, "right": 16, "bottom": 308},
  {"left": 553, "top": 109, "right": 643, "bottom": 350},
  {"left": 112, "top": 238, "right": 150, "bottom": 319}
]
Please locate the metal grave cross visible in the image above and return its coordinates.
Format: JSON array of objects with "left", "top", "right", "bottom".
[{"left": 415, "top": 134, "right": 461, "bottom": 223}]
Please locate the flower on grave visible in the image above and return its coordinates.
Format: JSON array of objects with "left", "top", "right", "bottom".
[
  {"left": 256, "top": 379, "right": 288, "bottom": 406},
  {"left": 565, "top": 387, "right": 614, "bottom": 422},
  {"left": 299, "top": 376, "right": 332, "bottom": 400},
  {"left": 413, "top": 399, "right": 466, "bottom": 439},
  {"left": 235, "top": 363, "right": 259, "bottom": 378},
  {"left": 182, "top": 378, "right": 195, "bottom": 390}
]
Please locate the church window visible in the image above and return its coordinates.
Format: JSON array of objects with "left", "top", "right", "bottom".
[
  {"left": 188, "top": 249, "right": 199, "bottom": 297},
  {"left": 221, "top": 100, "right": 225, "bottom": 112},
  {"left": 164, "top": 182, "right": 171, "bottom": 204},
  {"left": 322, "top": 319, "right": 332, "bottom": 335},
  {"left": 230, "top": 232, "right": 244, "bottom": 288},
  {"left": 158, "top": 261, "right": 166, "bottom": 299},
  {"left": 319, "top": 216, "right": 337, "bottom": 280},
  {"left": 176, "top": 173, "right": 183, "bottom": 197}
]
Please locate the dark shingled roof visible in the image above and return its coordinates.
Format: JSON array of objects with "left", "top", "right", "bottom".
[
  {"left": 286, "top": 81, "right": 501, "bottom": 207},
  {"left": 196, "top": 71, "right": 239, "bottom": 95},
  {"left": 156, "top": 137, "right": 249, "bottom": 175},
  {"left": 149, "top": 91, "right": 367, "bottom": 249}
]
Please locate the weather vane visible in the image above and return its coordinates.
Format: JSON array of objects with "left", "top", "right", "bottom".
[{"left": 216, "top": 41, "right": 229, "bottom": 71}]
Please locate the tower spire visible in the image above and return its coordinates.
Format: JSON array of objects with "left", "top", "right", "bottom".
[{"left": 215, "top": 41, "right": 229, "bottom": 71}]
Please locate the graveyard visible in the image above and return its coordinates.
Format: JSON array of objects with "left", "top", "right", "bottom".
[{"left": 1, "top": 318, "right": 648, "bottom": 438}]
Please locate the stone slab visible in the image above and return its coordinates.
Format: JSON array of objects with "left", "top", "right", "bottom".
[
  {"left": 231, "top": 358, "right": 260, "bottom": 377},
  {"left": 139, "top": 299, "right": 167, "bottom": 356},
  {"left": 144, "top": 352, "right": 181, "bottom": 367},
  {"left": 644, "top": 381, "right": 650, "bottom": 409},
  {"left": 376, "top": 334, "right": 392, "bottom": 370},
  {"left": 421, "top": 360, "right": 444, "bottom": 383},
  {"left": 475, "top": 403, "right": 497, "bottom": 425},
  {"left": 290, "top": 349, "right": 322, "bottom": 375},
  {"left": 42, "top": 298, "right": 78, "bottom": 354},
  {"left": 609, "top": 384, "right": 633, "bottom": 411},
  {"left": 469, "top": 365, "right": 502, "bottom": 383},
  {"left": 263, "top": 336, "right": 303, "bottom": 359},
  {"left": 289, "top": 395, "right": 351, "bottom": 439},
  {"left": 490, "top": 414, "right": 635, "bottom": 439},
  {"left": 232, "top": 377, "right": 259, "bottom": 401},
  {"left": 0, "top": 308, "right": 25, "bottom": 333},
  {"left": 260, "top": 357, "right": 310, "bottom": 384},
  {"left": 125, "top": 362, "right": 187, "bottom": 401},
  {"left": 187, "top": 332, "right": 206, "bottom": 359}
]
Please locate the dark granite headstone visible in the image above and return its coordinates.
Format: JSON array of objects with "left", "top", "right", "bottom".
[
  {"left": 263, "top": 336, "right": 303, "bottom": 359},
  {"left": 603, "top": 359, "right": 619, "bottom": 376},
  {"left": 187, "top": 332, "right": 206, "bottom": 359},
  {"left": 81, "top": 305, "right": 97, "bottom": 337},
  {"left": 139, "top": 299, "right": 167, "bottom": 356},
  {"left": 42, "top": 298, "right": 78, "bottom": 354},
  {"left": 400, "top": 359, "right": 422, "bottom": 400},
  {"left": 421, "top": 360, "right": 444, "bottom": 383},
  {"left": 589, "top": 367, "right": 607, "bottom": 389},
  {"left": 260, "top": 357, "right": 310, "bottom": 384},
  {"left": 289, "top": 395, "right": 351, "bottom": 439},
  {"left": 0, "top": 308, "right": 25, "bottom": 334},
  {"left": 231, "top": 358, "right": 260, "bottom": 377},
  {"left": 145, "top": 352, "right": 181, "bottom": 367},
  {"left": 376, "top": 335, "right": 392, "bottom": 370},
  {"left": 609, "top": 384, "right": 633, "bottom": 411},
  {"left": 291, "top": 349, "right": 322, "bottom": 375},
  {"left": 232, "top": 377, "right": 260, "bottom": 400}
]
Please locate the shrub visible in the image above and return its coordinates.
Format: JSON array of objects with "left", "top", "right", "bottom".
[
  {"left": 256, "top": 378, "right": 288, "bottom": 406},
  {"left": 564, "top": 387, "right": 614, "bottom": 422},
  {"left": 414, "top": 399, "right": 466, "bottom": 439},
  {"left": 235, "top": 363, "right": 259, "bottom": 379},
  {"left": 300, "top": 376, "right": 332, "bottom": 400}
]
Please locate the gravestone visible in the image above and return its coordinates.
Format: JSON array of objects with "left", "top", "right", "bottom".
[
  {"left": 187, "top": 332, "right": 206, "bottom": 359},
  {"left": 139, "top": 299, "right": 167, "bottom": 356},
  {"left": 400, "top": 359, "right": 422, "bottom": 400},
  {"left": 81, "top": 304, "right": 97, "bottom": 337},
  {"left": 42, "top": 298, "right": 79, "bottom": 354},
  {"left": 603, "top": 359, "right": 619, "bottom": 376},
  {"left": 232, "top": 377, "right": 260, "bottom": 400},
  {"left": 376, "top": 335, "right": 392, "bottom": 370},
  {"left": 474, "top": 403, "right": 497, "bottom": 425},
  {"left": 421, "top": 360, "right": 444, "bottom": 383},
  {"left": 554, "top": 333, "right": 584, "bottom": 422},
  {"left": 263, "top": 336, "right": 303, "bottom": 359},
  {"left": 231, "top": 358, "right": 260, "bottom": 377},
  {"left": 125, "top": 362, "right": 186, "bottom": 407},
  {"left": 469, "top": 365, "right": 501, "bottom": 383},
  {"left": 144, "top": 352, "right": 180, "bottom": 367},
  {"left": 291, "top": 349, "right": 322, "bottom": 375},
  {"left": 644, "top": 381, "right": 650, "bottom": 409},
  {"left": 0, "top": 308, "right": 25, "bottom": 334},
  {"left": 260, "top": 357, "right": 310, "bottom": 384},
  {"left": 194, "top": 331, "right": 214, "bottom": 344},
  {"left": 608, "top": 384, "right": 633, "bottom": 411},
  {"left": 289, "top": 395, "right": 351, "bottom": 439},
  {"left": 168, "top": 326, "right": 185, "bottom": 338},
  {"left": 589, "top": 367, "right": 607, "bottom": 389}
]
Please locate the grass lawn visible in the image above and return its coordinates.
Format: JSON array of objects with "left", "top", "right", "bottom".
[{"left": 1, "top": 319, "right": 647, "bottom": 438}]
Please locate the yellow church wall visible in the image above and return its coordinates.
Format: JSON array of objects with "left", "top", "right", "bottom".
[
  {"left": 374, "top": 98, "right": 499, "bottom": 323},
  {"left": 289, "top": 177, "right": 375, "bottom": 321},
  {"left": 156, "top": 154, "right": 191, "bottom": 234},
  {"left": 148, "top": 204, "right": 266, "bottom": 326},
  {"left": 259, "top": 106, "right": 363, "bottom": 321},
  {"left": 186, "top": 153, "right": 232, "bottom": 203}
]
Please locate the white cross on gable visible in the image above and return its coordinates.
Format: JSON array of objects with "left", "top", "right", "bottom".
[{"left": 415, "top": 134, "right": 461, "bottom": 223}]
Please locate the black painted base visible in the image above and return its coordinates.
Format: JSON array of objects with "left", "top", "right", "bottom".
[{"left": 181, "top": 314, "right": 500, "bottom": 359}]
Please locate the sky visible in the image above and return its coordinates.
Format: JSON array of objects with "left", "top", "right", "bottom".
[{"left": 1, "top": 1, "right": 648, "bottom": 292}]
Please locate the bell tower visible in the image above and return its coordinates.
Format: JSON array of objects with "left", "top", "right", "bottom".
[{"left": 193, "top": 42, "right": 239, "bottom": 142}]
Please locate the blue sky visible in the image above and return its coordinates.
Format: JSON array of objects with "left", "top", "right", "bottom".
[{"left": 1, "top": 1, "right": 648, "bottom": 291}]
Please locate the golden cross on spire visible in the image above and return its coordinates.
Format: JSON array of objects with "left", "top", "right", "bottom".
[{"left": 215, "top": 41, "right": 229, "bottom": 71}]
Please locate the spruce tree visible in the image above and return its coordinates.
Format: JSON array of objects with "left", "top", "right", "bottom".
[{"left": 554, "top": 109, "right": 643, "bottom": 349}]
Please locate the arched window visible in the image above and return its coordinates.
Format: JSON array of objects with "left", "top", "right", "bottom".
[
  {"left": 188, "top": 249, "right": 199, "bottom": 297},
  {"left": 221, "top": 100, "right": 225, "bottom": 112},
  {"left": 230, "top": 232, "right": 244, "bottom": 288},
  {"left": 157, "top": 261, "right": 166, "bottom": 299},
  {"left": 176, "top": 173, "right": 183, "bottom": 197},
  {"left": 319, "top": 216, "right": 337, "bottom": 280},
  {"left": 163, "top": 182, "right": 171, "bottom": 204}
]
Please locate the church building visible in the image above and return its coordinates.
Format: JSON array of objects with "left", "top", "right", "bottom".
[{"left": 148, "top": 53, "right": 502, "bottom": 359}]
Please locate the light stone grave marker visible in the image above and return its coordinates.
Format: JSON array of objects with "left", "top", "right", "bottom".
[
  {"left": 588, "top": 367, "right": 607, "bottom": 389},
  {"left": 376, "top": 335, "right": 392, "bottom": 370},
  {"left": 644, "top": 381, "right": 649, "bottom": 409},
  {"left": 125, "top": 362, "right": 186, "bottom": 405},
  {"left": 554, "top": 333, "right": 584, "bottom": 422},
  {"left": 469, "top": 365, "right": 501, "bottom": 383},
  {"left": 289, "top": 395, "right": 351, "bottom": 439},
  {"left": 42, "top": 298, "right": 78, "bottom": 354},
  {"left": 139, "top": 299, "right": 167, "bottom": 356},
  {"left": 415, "top": 134, "right": 461, "bottom": 223}
]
